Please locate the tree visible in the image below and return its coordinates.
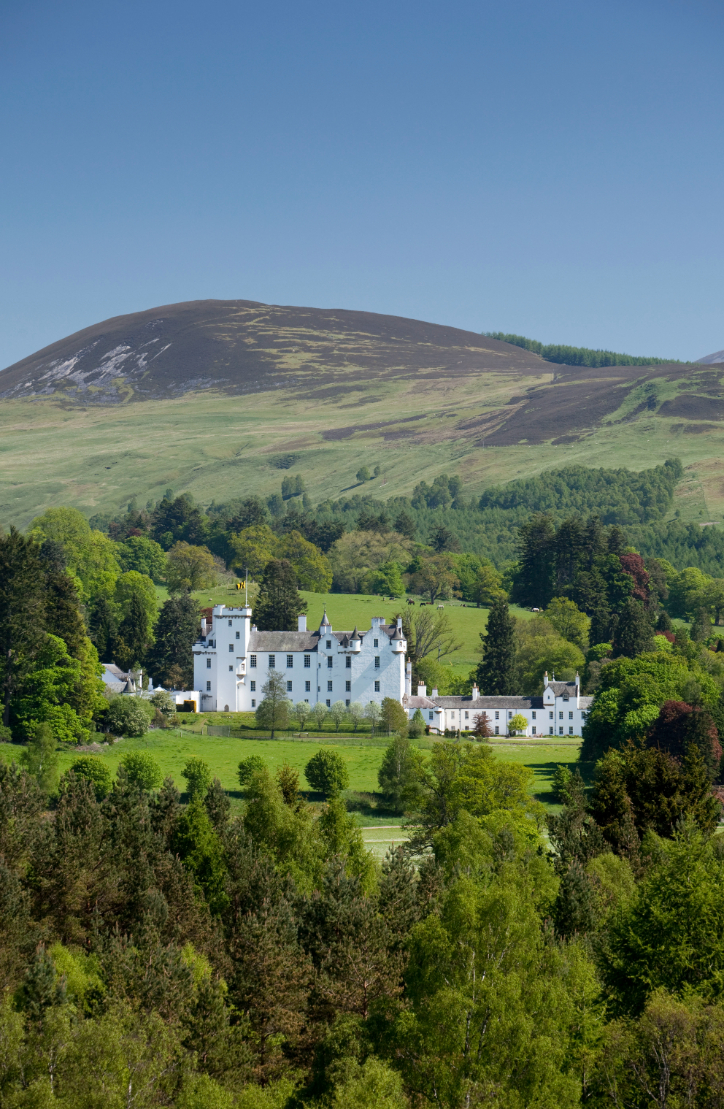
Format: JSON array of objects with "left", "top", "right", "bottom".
[
  {"left": 119, "top": 750, "right": 163, "bottom": 790},
  {"left": 329, "top": 701, "right": 347, "bottom": 731},
  {"left": 237, "top": 755, "right": 266, "bottom": 787},
  {"left": 105, "top": 696, "right": 151, "bottom": 737},
  {"left": 508, "top": 713, "right": 528, "bottom": 736},
  {"left": 166, "top": 542, "right": 217, "bottom": 593},
  {"left": 477, "top": 595, "right": 516, "bottom": 695},
  {"left": 294, "top": 700, "right": 311, "bottom": 730},
  {"left": 429, "top": 525, "right": 460, "bottom": 553},
  {"left": 408, "top": 708, "right": 426, "bottom": 738},
  {"left": 182, "top": 757, "right": 213, "bottom": 800},
  {"left": 612, "top": 597, "right": 654, "bottom": 658},
  {"left": 408, "top": 553, "right": 459, "bottom": 602},
  {"left": 116, "top": 536, "right": 167, "bottom": 581},
  {"left": 151, "top": 493, "right": 207, "bottom": 548},
  {"left": 88, "top": 594, "right": 119, "bottom": 662},
  {"left": 29, "top": 506, "right": 120, "bottom": 605},
  {"left": 20, "top": 723, "right": 59, "bottom": 796},
  {"left": 228, "top": 524, "right": 279, "bottom": 578},
  {"left": 380, "top": 697, "right": 408, "bottom": 736},
  {"left": 397, "top": 608, "right": 461, "bottom": 686},
  {"left": 544, "top": 597, "right": 590, "bottom": 649},
  {"left": 472, "top": 712, "right": 492, "bottom": 739},
  {"left": 347, "top": 702, "right": 364, "bottom": 732},
  {"left": 276, "top": 530, "right": 332, "bottom": 592},
  {"left": 512, "top": 513, "right": 556, "bottom": 607},
  {"left": 364, "top": 561, "right": 404, "bottom": 597},
  {"left": 276, "top": 764, "right": 299, "bottom": 806},
  {"left": 305, "top": 748, "right": 349, "bottom": 797},
  {"left": 363, "top": 701, "right": 381, "bottom": 734},
  {"left": 255, "top": 671, "right": 291, "bottom": 738},
  {"left": 254, "top": 560, "right": 307, "bottom": 632},
  {"left": 356, "top": 466, "right": 371, "bottom": 482},
  {"left": 378, "top": 736, "right": 425, "bottom": 813},
  {"left": 66, "top": 755, "right": 113, "bottom": 799},
  {"left": 310, "top": 701, "right": 329, "bottom": 731},
  {"left": 0, "top": 529, "right": 49, "bottom": 730},
  {"left": 146, "top": 594, "right": 199, "bottom": 689},
  {"left": 471, "top": 563, "right": 504, "bottom": 607}
]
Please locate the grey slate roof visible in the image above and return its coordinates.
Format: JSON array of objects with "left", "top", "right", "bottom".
[
  {"left": 406, "top": 695, "right": 438, "bottom": 709},
  {"left": 247, "top": 631, "right": 321, "bottom": 652},
  {"left": 435, "top": 696, "right": 542, "bottom": 710},
  {"left": 547, "top": 681, "right": 578, "bottom": 696}
]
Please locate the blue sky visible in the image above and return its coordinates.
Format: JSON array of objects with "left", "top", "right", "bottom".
[{"left": 1, "top": 0, "right": 723, "bottom": 367}]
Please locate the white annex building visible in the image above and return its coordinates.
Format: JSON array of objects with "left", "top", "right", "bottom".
[
  {"left": 403, "top": 665, "right": 592, "bottom": 737},
  {"left": 193, "top": 605, "right": 407, "bottom": 713}
]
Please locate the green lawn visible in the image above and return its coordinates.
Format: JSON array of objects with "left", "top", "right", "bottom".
[{"left": 44, "top": 730, "right": 584, "bottom": 821}]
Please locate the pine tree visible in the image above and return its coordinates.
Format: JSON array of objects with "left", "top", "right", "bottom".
[
  {"left": 612, "top": 597, "right": 654, "bottom": 658},
  {"left": 88, "top": 595, "right": 119, "bottom": 662},
  {"left": 115, "top": 592, "right": 151, "bottom": 670},
  {"left": 513, "top": 514, "right": 556, "bottom": 607},
  {"left": 476, "top": 595, "right": 516, "bottom": 695},
  {"left": 254, "top": 559, "right": 307, "bottom": 631},
  {"left": 146, "top": 594, "right": 198, "bottom": 689},
  {"left": 0, "top": 530, "right": 48, "bottom": 729}
]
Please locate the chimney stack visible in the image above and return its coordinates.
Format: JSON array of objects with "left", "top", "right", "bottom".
[
  {"left": 417, "top": 683, "right": 426, "bottom": 697},
  {"left": 298, "top": 614, "right": 307, "bottom": 632},
  {"left": 472, "top": 683, "right": 479, "bottom": 700},
  {"left": 543, "top": 671, "right": 549, "bottom": 688},
  {"left": 431, "top": 687, "right": 438, "bottom": 698}
]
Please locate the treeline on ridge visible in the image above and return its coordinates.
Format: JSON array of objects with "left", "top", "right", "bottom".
[{"left": 485, "top": 331, "right": 678, "bottom": 367}]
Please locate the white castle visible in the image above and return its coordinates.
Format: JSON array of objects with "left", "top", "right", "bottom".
[
  {"left": 192, "top": 604, "right": 592, "bottom": 736},
  {"left": 192, "top": 605, "right": 406, "bottom": 713}
]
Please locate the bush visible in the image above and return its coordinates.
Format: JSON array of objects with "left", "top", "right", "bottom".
[
  {"left": 68, "top": 756, "right": 113, "bottom": 799},
  {"left": 182, "top": 757, "right": 212, "bottom": 800},
  {"left": 408, "top": 709, "right": 426, "bottom": 739},
  {"left": 238, "top": 755, "right": 266, "bottom": 786},
  {"left": 149, "top": 690, "right": 176, "bottom": 719},
  {"left": 304, "top": 748, "right": 349, "bottom": 798},
  {"left": 551, "top": 765, "right": 573, "bottom": 804},
  {"left": 119, "top": 751, "right": 163, "bottom": 791},
  {"left": 105, "top": 697, "right": 152, "bottom": 738}
]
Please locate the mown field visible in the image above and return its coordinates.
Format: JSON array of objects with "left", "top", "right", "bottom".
[{"left": 42, "top": 728, "right": 583, "bottom": 822}]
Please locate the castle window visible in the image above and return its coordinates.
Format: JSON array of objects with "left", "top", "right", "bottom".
[
  {"left": 250, "top": 681, "right": 255, "bottom": 691},
  {"left": 229, "top": 644, "right": 234, "bottom": 653},
  {"left": 374, "top": 681, "right": 380, "bottom": 692},
  {"left": 374, "top": 657, "right": 380, "bottom": 668},
  {"left": 429, "top": 712, "right": 433, "bottom": 721},
  {"left": 287, "top": 655, "right": 293, "bottom": 667},
  {"left": 228, "top": 620, "right": 232, "bottom": 626},
  {"left": 327, "top": 681, "right": 333, "bottom": 692},
  {"left": 251, "top": 699, "right": 256, "bottom": 707},
  {"left": 345, "top": 699, "right": 350, "bottom": 707},
  {"left": 569, "top": 726, "right": 573, "bottom": 734},
  {"left": 346, "top": 680, "right": 351, "bottom": 692},
  {"left": 206, "top": 681, "right": 211, "bottom": 691},
  {"left": 374, "top": 638, "right": 379, "bottom": 647},
  {"left": 495, "top": 726, "right": 499, "bottom": 735},
  {"left": 346, "top": 657, "right": 351, "bottom": 668},
  {"left": 305, "top": 680, "right": 310, "bottom": 691},
  {"left": 559, "top": 711, "right": 563, "bottom": 720},
  {"left": 532, "top": 711, "right": 536, "bottom": 719},
  {"left": 250, "top": 655, "right": 257, "bottom": 668},
  {"left": 287, "top": 681, "right": 293, "bottom": 692},
  {"left": 206, "top": 659, "right": 211, "bottom": 669},
  {"left": 569, "top": 711, "right": 573, "bottom": 720},
  {"left": 549, "top": 711, "right": 553, "bottom": 719},
  {"left": 326, "top": 640, "right": 331, "bottom": 649},
  {"left": 532, "top": 726, "right": 537, "bottom": 734},
  {"left": 304, "top": 655, "right": 311, "bottom": 667},
  {"left": 326, "top": 699, "right": 330, "bottom": 707},
  {"left": 229, "top": 665, "right": 233, "bottom": 671},
  {"left": 495, "top": 711, "right": 499, "bottom": 720},
  {"left": 269, "top": 655, "right": 275, "bottom": 668},
  {"left": 236, "top": 631, "right": 240, "bottom": 639},
  {"left": 327, "top": 657, "right": 333, "bottom": 668}
]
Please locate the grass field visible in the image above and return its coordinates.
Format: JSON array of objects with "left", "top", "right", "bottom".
[
  {"left": 37, "top": 729, "right": 585, "bottom": 825},
  {"left": 0, "top": 377, "right": 721, "bottom": 529}
]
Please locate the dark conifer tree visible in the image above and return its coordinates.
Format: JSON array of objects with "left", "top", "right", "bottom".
[
  {"left": 146, "top": 594, "right": 198, "bottom": 689},
  {"left": 115, "top": 592, "right": 151, "bottom": 670},
  {"left": 611, "top": 598, "right": 654, "bottom": 658},
  {"left": 38, "top": 541, "right": 86, "bottom": 658},
  {"left": 0, "top": 530, "right": 47, "bottom": 728},
  {"left": 512, "top": 514, "right": 556, "bottom": 607},
  {"left": 254, "top": 559, "right": 307, "bottom": 632},
  {"left": 88, "top": 595, "right": 119, "bottom": 662},
  {"left": 476, "top": 595, "right": 516, "bottom": 695}
]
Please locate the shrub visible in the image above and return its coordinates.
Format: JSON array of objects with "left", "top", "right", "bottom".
[
  {"left": 119, "top": 751, "right": 163, "bottom": 791},
  {"left": 68, "top": 756, "right": 113, "bottom": 800},
  {"left": 182, "top": 757, "right": 212, "bottom": 800},
  {"left": 105, "top": 697, "right": 152, "bottom": 738},
  {"left": 304, "top": 748, "right": 349, "bottom": 798},
  {"left": 238, "top": 755, "right": 266, "bottom": 786}
]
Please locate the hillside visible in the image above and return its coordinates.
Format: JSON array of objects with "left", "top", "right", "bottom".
[{"left": 1, "top": 299, "right": 723, "bottom": 527}]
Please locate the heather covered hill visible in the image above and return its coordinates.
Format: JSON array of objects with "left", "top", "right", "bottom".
[{"left": 0, "top": 299, "right": 547, "bottom": 404}]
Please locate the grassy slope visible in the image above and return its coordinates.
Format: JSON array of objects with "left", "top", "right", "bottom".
[{"left": 1, "top": 375, "right": 722, "bottom": 528}]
